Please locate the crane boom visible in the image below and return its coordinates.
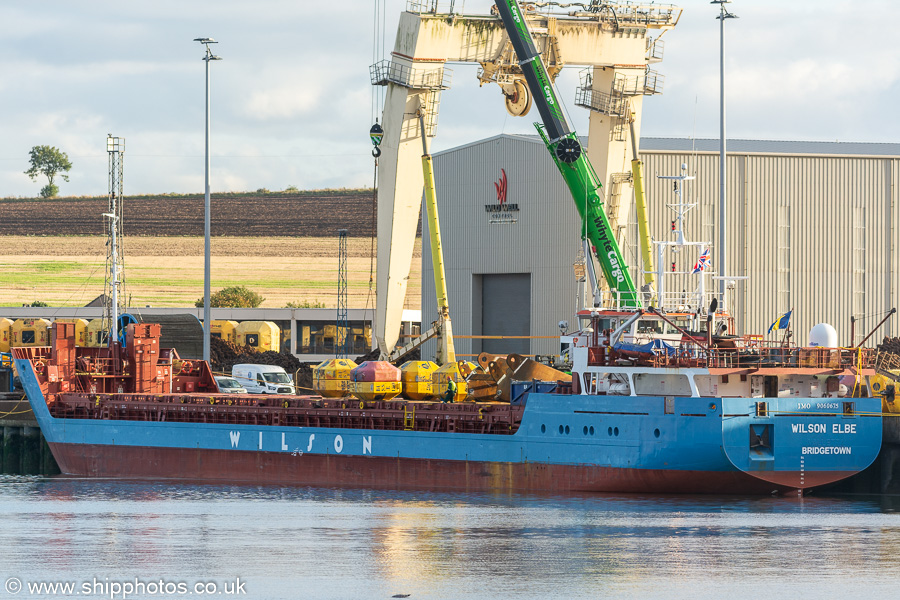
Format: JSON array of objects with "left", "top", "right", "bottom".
[
  {"left": 419, "top": 112, "right": 456, "bottom": 364},
  {"left": 629, "top": 114, "right": 655, "bottom": 290},
  {"left": 494, "top": 0, "right": 640, "bottom": 307}
]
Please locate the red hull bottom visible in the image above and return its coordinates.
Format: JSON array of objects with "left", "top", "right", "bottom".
[{"left": 48, "top": 442, "right": 827, "bottom": 496}]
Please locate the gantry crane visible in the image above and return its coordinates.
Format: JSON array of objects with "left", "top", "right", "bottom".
[{"left": 371, "top": 1, "right": 681, "bottom": 352}]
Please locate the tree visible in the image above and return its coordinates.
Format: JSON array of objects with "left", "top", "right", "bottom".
[
  {"left": 25, "top": 145, "right": 73, "bottom": 198},
  {"left": 195, "top": 286, "right": 265, "bottom": 308}
]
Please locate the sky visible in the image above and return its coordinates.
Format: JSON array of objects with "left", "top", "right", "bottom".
[{"left": 1, "top": 0, "right": 898, "bottom": 198}]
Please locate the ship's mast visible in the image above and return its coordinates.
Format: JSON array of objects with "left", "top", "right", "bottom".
[{"left": 656, "top": 164, "right": 712, "bottom": 315}]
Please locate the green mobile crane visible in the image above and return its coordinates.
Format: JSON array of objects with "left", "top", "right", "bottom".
[{"left": 494, "top": 0, "right": 641, "bottom": 308}]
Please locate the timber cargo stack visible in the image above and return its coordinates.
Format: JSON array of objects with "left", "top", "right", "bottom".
[{"left": 878, "top": 337, "right": 900, "bottom": 374}]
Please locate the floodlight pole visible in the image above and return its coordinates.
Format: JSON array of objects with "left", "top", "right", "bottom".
[
  {"left": 711, "top": 1, "right": 737, "bottom": 309},
  {"left": 194, "top": 37, "right": 222, "bottom": 363}
]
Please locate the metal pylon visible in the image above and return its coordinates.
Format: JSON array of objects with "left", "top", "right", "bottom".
[
  {"left": 104, "top": 135, "right": 126, "bottom": 346},
  {"left": 337, "top": 229, "right": 349, "bottom": 358}
]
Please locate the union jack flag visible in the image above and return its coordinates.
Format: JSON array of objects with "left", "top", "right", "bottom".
[{"left": 692, "top": 247, "right": 711, "bottom": 274}]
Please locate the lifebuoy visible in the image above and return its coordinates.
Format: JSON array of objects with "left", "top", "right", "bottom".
[
  {"left": 180, "top": 361, "right": 193, "bottom": 374},
  {"left": 34, "top": 360, "right": 46, "bottom": 375}
]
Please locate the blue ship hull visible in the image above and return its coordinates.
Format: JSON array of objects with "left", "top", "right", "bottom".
[{"left": 15, "top": 357, "right": 882, "bottom": 494}]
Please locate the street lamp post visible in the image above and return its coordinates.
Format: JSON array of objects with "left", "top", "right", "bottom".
[
  {"left": 194, "top": 37, "right": 222, "bottom": 363},
  {"left": 711, "top": 1, "right": 736, "bottom": 310}
]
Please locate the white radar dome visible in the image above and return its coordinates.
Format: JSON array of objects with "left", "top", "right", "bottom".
[{"left": 809, "top": 323, "right": 838, "bottom": 348}]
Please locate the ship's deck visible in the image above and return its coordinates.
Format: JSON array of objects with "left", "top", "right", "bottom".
[{"left": 50, "top": 393, "right": 527, "bottom": 435}]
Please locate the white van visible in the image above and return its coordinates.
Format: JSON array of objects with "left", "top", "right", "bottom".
[{"left": 231, "top": 364, "right": 296, "bottom": 395}]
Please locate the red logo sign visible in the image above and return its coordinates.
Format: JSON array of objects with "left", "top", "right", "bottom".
[
  {"left": 484, "top": 168, "right": 519, "bottom": 223},
  {"left": 494, "top": 168, "right": 508, "bottom": 206}
]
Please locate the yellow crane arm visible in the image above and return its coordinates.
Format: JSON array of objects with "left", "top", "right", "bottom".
[
  {"left": 419, "top": 113, "right": 456, "bottom": 364},
  {"left": 629, "top": 116, "right": 655, "bottom": 289}
]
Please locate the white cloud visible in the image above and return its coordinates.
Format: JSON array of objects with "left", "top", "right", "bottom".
[
  {"left": 243, "top": 84, "right": 321, "bottom": 120},
  {"left": 0, "top": 0, "right": 898, "bottom": 198}
]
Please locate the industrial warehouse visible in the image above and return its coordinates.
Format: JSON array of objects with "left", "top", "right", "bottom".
[{"left": 422, "top": 134, "right": 900, "bottom": 358}]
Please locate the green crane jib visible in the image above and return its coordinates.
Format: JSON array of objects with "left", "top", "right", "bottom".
[{"left": 494, "top": 0, "right": 641, "bottom": 308}]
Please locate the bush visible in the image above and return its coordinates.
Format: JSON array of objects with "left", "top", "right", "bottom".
[
  {"left": 39, "top": 184, "right": 59, "bottom": 198},
  {"left": 284, "top": 300, "right": 325, "bottom": 308},
  {"left": 29, "top": 300, "right": 49, "bottom": 307},
  {"left": 195, "top": 286, "right": 264, "bottom": 308}
]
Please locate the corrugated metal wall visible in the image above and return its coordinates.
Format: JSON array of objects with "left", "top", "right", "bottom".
[
  {"left": 422, "top": 136, "right": 899, "bottom": 362},
  {"left": 423, "top": 136, "right": 583, "bottom": 360},
  {"left": 641, "top": 150, "right": 899, "bottom": 344}
]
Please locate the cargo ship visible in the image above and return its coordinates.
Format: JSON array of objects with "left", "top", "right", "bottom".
[
  {"left": 9, "top": 0, "right": 885, "bottom": 494},
  {"left": 11, "top": 315, "right": 883, "bottom": 494}
]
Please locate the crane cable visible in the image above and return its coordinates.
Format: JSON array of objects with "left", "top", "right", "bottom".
[
  {"left": 371, "top": 0, "right": 385, "bottom": 124},
  {"left": 363, "top": 158, "right": 378, "bottom": 323},
  {"left": 364, "top": 0, "right": 386, "bottom": 328}
]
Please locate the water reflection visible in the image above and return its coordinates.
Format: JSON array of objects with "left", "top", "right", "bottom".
[{"left": 1, "top": 475, "right": 899, "bottom": 599}]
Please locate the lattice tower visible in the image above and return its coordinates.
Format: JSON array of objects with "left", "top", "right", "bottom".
[
  {"left": 337, "top": 229, "right": 350, "bottom": 358},
  {"left": 103, "top": 135, "right": 126, "bottom": 344}
]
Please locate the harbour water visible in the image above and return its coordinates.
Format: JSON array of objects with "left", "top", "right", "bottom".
[{"left": 1, "top": 475, "right": 899, "bottom": 599}]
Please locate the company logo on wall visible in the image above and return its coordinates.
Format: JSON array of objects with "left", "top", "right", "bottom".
[{"left": 484, "top": 168, "right": 519, "bottom": 224}]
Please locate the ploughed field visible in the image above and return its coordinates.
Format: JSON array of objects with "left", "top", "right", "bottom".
[
  {"left": 0, "top": 191, "right": 376, "bottom": 237},
  {"left": 0, "top": 191, "right": 422, "bottom": 309}
]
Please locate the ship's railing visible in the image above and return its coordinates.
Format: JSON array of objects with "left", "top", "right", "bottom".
[
  {"left": 588, "top": 338, "right": 878, "bottom": 373},
  {"left": 591, "top": 288, "right": 720, "bottom": 314},
  {"left": 644, "top": 344, "right": 877, "bottom": 371},
  {"left": 651, "top": 291, "right": 719, "bottom": 314},
  {"left": 49, "top": 393, "right": 526, "bottom": 436},
  {"left": 10, "top": 346, "right": 51, "bottom": 362},
  {"left": 72, "top": 355, "right": 120, "bottom": 374}
]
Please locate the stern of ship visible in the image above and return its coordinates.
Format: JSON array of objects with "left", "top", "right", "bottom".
[{"left": 721, "top": 396, "right": 882, "bottom": 490}]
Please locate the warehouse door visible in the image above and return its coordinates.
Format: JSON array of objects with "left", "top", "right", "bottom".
[{"left": 481, "top": 273, "right": 531, "bottom": 355}]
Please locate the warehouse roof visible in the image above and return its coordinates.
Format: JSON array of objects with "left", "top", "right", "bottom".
[
  {"left": 437, "top": 134, "right": 900, "bottom": 158},
  {"left": 641, "top": 137, "right": 900, "bottom": 157}
]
